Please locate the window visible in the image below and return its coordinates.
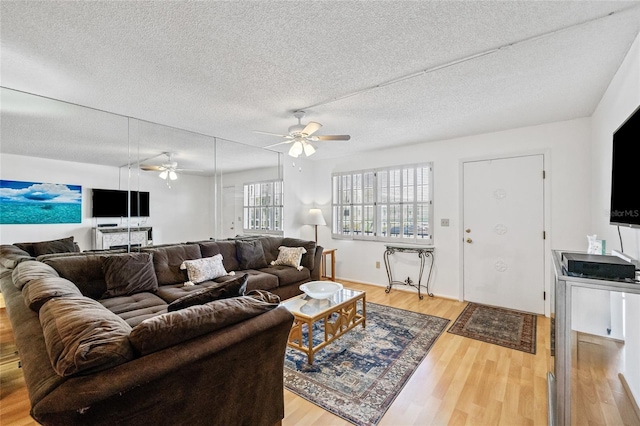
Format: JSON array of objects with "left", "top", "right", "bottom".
[
  {"left": 243, "top": 180, "right": 283, "bottom": 234},
  {"left": 332, "top": 163, "right": 432, "bottom": 244}
]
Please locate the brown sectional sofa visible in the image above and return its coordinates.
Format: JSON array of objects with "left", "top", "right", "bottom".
[{"left": 0, "top": 236, "right": 323, "bottom": 425}]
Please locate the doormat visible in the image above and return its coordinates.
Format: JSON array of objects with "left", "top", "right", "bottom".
[
  {"left": 447, "top": 302, "right": 537, "bottom": 354},
  {"left": 284, "top": 302, "right": 449, "bottom": 426}
]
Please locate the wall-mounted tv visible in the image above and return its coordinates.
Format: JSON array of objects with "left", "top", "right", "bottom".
[
  {"left": 92, "top": 189, "right": 150, "bottom": 218},
  {"left": 610, "top": 104, "right": 640, "bottom": 228}
]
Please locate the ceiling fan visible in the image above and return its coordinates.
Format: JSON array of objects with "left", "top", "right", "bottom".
[
  {"left": 139, "top": 152, "right": 201, "bottom": 187},
  {"left": 255, "top": 110, "right": 350, "bottom": 158}
]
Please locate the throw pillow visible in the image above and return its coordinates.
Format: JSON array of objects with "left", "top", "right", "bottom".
[
  {"left": 129, "top": 295, "right": 280, "bottom": 356},
  {"left": 22, "top": 276, "right": 82, "bottom": 312},
  {"left": 270, "top": 246, "right": 307, "bottom": 270},
  {"left": 102, "top": 252, "right": 159, "bottom": 298},
  {"left": 30, "top": 236, "right": 78, "bottom": 257},
  {"left": 179, "top": 254, "right": 228, "bottom": 284},
  {"left": 167, "top": 273, "right": 248, "bottom": 312},
  {"left": 39, "top": 296, "right": 134, "bottom": 376},
  {"left": 236, "top": 239, "right": 268, "bottom": 270}
]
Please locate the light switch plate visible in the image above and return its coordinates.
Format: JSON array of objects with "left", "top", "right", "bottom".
[{"left": 441, "top": 218, "right": 450, "bottom": 227}]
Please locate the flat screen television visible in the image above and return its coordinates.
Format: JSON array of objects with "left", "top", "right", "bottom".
[
  {"left": 610, "top": 104, "right": 640, "bottom": 228},
  {"left": 92, "top": 189, "right": 150, "bottom": 218}
]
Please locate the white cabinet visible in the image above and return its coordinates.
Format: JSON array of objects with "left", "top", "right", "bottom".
[{"left": 93, "top": 227, "right": 152, "bottom": 250}]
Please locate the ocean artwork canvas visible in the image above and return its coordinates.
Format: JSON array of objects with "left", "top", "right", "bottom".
[{"left": 0, "top": 180, "right": 82, "bottom": 224}]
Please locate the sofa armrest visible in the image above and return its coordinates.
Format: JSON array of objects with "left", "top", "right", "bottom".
[
  {"left": 31, "top": 306, "right": 295, "bottom": 425},
  {"left": 310, "top": 245, "right": 324, "bottom": 281}
]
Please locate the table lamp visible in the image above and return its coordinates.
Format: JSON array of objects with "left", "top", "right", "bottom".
[{"left": 307, "top": 208, "right": 326, "bottom": 243}]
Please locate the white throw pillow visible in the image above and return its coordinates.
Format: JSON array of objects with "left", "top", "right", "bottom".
[
  {"left": 270, "top": 246, "right": 307, "bottom": 270},
  {"left": 180, "top": 254, "right": 229, "bottom": 284}
]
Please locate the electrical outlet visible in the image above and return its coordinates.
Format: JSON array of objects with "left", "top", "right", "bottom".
[
  {"left": 375, "top": 261, "right": 380, "bottom": 269},
  {"left": 441, "top": 218, "right": 450, "bottom": 227}
]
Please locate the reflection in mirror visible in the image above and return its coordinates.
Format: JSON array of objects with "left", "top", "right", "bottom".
[
  {"left": 0, "top": 87, "right": 130, "bottom": 250},
  {"left": 0, "top": 87, "right": 284, "bottom": 250},
  {"left": 214, "top": 138, "right": 282, "bottom": 240},
  {"left": 127, "top": 119, "right": 216, "bottom": 245}
]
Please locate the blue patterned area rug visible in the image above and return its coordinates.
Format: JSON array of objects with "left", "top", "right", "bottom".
[
  {"left": 283, "top": 302, "right": 450, "bottom": 426},
  {"left": 447, "top": 302, "right": 537, "bottom": 354}
]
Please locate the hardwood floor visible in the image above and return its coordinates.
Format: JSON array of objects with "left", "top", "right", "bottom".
[{"left": 1, "top": 281, "right": 638, "bottom": 425}]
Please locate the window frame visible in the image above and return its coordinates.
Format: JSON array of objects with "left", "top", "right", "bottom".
[
  {"left": 331, "top": 163, "right": 433, "bottom": 244},
  {"left": 242, "top": 179, "right": 284, "bottom": 235}
]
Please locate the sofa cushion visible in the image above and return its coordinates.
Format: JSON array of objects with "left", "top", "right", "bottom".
[
  {"left": 236, "top": 239, "right": 268, "bottom": 270},
  {"left": 128, "top": 294, "right": 279, "bottom": 356},
  {"left": 143, "top": 244, "right": 202, "bottom": 286},
  {"left": 12, "top": 260, "right": 60, "bottom": 290},
  {"left": 180, "top": 254, "right": 228, "bottom": 284},
  {"left": 22, "top": 276, "right": 83, "bottom": 312},
  {"left": 100, "top": 293, "right": 168, "bottom": 327},
  {"left": 167, "top": 274, "right": 248, "bottom": 312},
  {"left": 15, "top": 236, "right": 79, "bottom": 257},
  {"left": 258, "top": 265, "right": 311, "bottom": 286},
  {"left": 282, "top": 238, "right": 317, "bottom": 271},
  {"left": 44, "top": 255, "right": 108, "bottom": 300},
  {"left": 39, "top": 296, "right": 134, "bottom": 376},
  {"left": 0, "top": 245, "right": 34, "bottom": 270},
  {"left": 258, "top": 236, "right": 284, "bottom": 265},
  {"left": 102, "top": 252, "right": 158, "bottom": 298},
  {"left": 270, "top": 246, "right": 307, "bottom": 270},
  {"left": 216, "top": 269, "right": 278, "bottom": 292}
]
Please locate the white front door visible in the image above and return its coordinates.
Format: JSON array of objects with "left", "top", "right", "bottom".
[{"left": 462, "top": 155, "right": 545, "bottom": 314}]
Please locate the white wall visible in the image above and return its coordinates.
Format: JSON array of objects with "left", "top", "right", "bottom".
[
  {"left": 590, "top": 32, "right": 640, "bottom": 407},
  {"left": 0, "top": 153, "right": 214, "bottom": 249},
  {"left": 284, "top": 118, "right": 593, "bottom": 307}
]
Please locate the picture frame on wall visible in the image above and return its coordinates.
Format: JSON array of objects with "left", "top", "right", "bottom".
[{"left": 0, "top": 180, "right": 82, "bottom": 224}]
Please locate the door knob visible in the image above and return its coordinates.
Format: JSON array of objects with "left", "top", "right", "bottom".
[
  {"left": 466, "top": 238, "right": 473, "bottom": 243},
  {"left": 465, "top": 229, "right": 471, "bottom": 233}
]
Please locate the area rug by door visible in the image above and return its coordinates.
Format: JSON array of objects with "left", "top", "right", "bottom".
[
  {"left": 447, "top": 302, "right": 537, "bottom": 354},
  {"left": 283, "top": 302, "right": 449, "bottom": 426}
]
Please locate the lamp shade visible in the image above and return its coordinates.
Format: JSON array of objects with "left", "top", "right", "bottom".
[{"left": 307, "top": 208, "right": 326, "bottom": 226}]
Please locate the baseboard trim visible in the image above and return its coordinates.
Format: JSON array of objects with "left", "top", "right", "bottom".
[
  {"left": 334, "top": 277, "right": 457, "bottom": 301},
  {"left": 619, "top": 373, "right": 640, "bottom": 422}
]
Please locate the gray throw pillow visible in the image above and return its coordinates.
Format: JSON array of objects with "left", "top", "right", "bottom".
[
  {"left": 21, "top": 236, "right": 78, "bottom": 257},
  {"left": 167, "top": 274, "right": 248, "bottom": 312},
  {"left": 236, "top": 239, "right": 267, "bottom": 270},
  {"left": 102, "top": 252, "right": 159, "bottom": 298}
]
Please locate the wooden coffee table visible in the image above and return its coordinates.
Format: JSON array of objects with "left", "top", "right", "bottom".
[{"left": 282, "top": 287, "right": 366, "bottom": 364}]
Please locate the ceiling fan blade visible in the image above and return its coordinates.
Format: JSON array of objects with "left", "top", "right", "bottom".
[
  {"left": 140, "top": 164, "right": 163, "bottom": 171},
  {"left": 302, "top": 121, "right": 322, "bottom": 136},
  {"left": 253, "top": 130, "right": 292, "bottom": 138},
  {"left": 315, "top": 135, "right": 351, "bottom": 141},
  {"left": 174, "top": 168, "right": 204, "bottom": 173},
  {"left": 263, "top": 140, "right": 293, "bottom": 149}
]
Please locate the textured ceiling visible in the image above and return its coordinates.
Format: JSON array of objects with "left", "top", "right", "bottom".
[{"left": 1, "top": 1, "right": 640, "bottom": 173}]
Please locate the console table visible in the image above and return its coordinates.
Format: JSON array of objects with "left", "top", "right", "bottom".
[
  {"left": 93, "top": 227, "right": 152, "bottom": 250},
  {"left": 550, "top": 250, "right": 640, "bottom": 426},
  {"left": 383, "top": 244, "right": 435, "bottom": 299}
]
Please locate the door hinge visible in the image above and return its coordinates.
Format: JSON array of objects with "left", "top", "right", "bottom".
[
  {"left": 544, "top": 291, "right": 546, "bottom": 300},
  {"left": 542, "top": 170, "right": 546, "bottom": 179},
  {"left": 543, "top": 231, "right": 546, "bottom": 239}
]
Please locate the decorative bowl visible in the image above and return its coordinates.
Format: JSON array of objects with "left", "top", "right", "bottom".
[{"left": 299, "top": 281, "right": 343, "bottom": 299}]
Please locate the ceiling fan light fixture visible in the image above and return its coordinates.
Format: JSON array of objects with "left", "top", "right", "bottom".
[
  {"left": 159, "top": 170, "right": 168, "bottom": 180},
  {"left": 169, "top": 170, "right": 178, "bottom": 180},
  {"left": 303, "top": 141, "right": 316, "bottom": 157},
  {"left": 288, "top": 141, "right": 303, "bottom": 158}
]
